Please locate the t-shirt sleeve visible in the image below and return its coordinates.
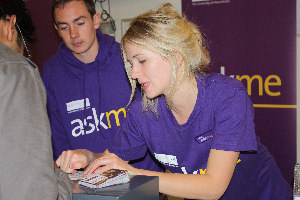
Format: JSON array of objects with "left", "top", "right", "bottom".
[
  {"left": 211, "top": 79, "right": 258, "bottom": 152},
  {"left": 108, "top": 107, "right": 148, "bottom": 161}
]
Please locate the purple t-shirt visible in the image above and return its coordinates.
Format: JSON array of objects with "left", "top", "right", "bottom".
[{"left": 110, "top": 74, "right": 292, "bottom": 199}]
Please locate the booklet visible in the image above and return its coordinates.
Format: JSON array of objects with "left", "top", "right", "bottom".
[{"left": 68, "top": 169, "right": 130, "bottom": 189}]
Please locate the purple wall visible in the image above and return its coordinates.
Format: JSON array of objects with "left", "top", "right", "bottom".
[
  {"left": 182, "top": 0, "right": 296, "bottom": 185},
  {"left": 25, "top": 0, "right": 61, "bottom": 72}
]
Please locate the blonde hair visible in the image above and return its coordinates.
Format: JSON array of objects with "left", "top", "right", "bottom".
[{"left": 121, "top": 3, "right": 210, "bottom": 113}]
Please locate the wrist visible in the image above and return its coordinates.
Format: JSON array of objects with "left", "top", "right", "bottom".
[{"left": 130, "top": 166, "right": 142, "bottom": 176}]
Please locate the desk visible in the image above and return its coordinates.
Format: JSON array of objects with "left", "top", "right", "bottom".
[{"left": 72, "top": 175, "right": 158, "bottom": 200}]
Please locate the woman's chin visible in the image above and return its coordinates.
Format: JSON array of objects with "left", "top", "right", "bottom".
[{"left": 144, "top": 92, "right": 157, "bottom": 100}]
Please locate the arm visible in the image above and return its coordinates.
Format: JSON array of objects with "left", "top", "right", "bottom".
[
  {"left": 83, "top": 149, "right": 239, "bottom": 200},
  {"left": 56, "top": 147, "right": 238, "bottom": 199},
  {"left": 140, "top": 149, "right": 239, "bottom": 199}
]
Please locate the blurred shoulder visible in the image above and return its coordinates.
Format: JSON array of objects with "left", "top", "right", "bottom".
[{"left": 200, "top": 73, "right": 246, "bottom": 93}]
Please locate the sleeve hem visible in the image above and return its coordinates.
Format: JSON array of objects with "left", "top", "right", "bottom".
[{"left": 211, "top": 143, "right": 258, "bottom": 152}]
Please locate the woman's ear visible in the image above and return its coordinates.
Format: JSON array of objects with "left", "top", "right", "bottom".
[{"left": 175, "top": 52, "right": 183, "bottom": 68}]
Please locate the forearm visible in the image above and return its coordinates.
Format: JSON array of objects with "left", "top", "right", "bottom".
[
  {"left": 135, "top": 169, "right": 225, "bottom": 200},
  {"left": 85, "top": 150, "right": 236, "bottom": 199},
  {"left": 133, "top": 150, "right": 239, "bottom": 199}
]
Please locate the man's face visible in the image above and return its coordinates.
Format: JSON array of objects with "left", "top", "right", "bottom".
[{"left": 54, "top": 0, "right": 100, "bottom": 60}]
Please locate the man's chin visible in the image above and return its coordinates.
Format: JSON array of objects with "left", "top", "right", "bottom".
[{"left": 72, "top": 49, "right": 88, "bottom": 55}]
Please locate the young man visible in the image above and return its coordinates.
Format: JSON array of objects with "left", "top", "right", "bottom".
[
  {"left": 0, "top": 0, "right": 71, "bottom": 199},
  {"left": 43, "top": 0, "right": 163, "bottom": 172}
]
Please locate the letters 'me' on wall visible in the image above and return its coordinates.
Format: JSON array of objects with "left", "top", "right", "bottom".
[
  {"left": 182, "top": 0, "right": 296, "bottom": 185},
  {"left": 220, "top": 66, "right": 292, "bottom": 105}
]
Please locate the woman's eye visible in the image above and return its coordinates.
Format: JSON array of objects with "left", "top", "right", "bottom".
[
  {"left": 78, "top": 22, "right": 85, "bottom": 26},
  {"left": 139, "top": 60, "right": 146, "bottom": 64}
]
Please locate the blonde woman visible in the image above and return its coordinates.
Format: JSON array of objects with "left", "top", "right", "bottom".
[{"left": 56, "top": 3, "right": 292, "bottom": 199}]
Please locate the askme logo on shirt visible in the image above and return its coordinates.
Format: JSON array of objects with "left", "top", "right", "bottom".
[
  {"left": 66, "top": 98, "right": 91, "bottom": 113},
  {"left": 66, "top": 98, "right": 126, "bottom": 137}
]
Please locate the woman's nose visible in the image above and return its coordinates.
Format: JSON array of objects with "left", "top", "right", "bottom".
[{"left": 131, "top": 64, "right": 140, "bottom": 80}]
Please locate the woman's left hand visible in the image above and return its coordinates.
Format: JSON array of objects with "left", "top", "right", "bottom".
[{"left": 83, "top": 152, "right": 137, "bottom": 175}]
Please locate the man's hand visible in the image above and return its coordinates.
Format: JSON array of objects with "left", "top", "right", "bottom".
[{"left": 56, "top": 149, "right": 94, "bottom": 173}]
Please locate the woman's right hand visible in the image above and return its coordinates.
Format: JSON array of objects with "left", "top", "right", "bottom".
[{"left": 56, "top": 149, "right": 94, "bottom": 173}]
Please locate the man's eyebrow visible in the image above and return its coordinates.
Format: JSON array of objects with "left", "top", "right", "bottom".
[
  {"left": 73, "top": 16, "right": 87, "bottom": 22},
  {"left": 56, "top": 21, "right": 68, "bottom": 26},
  {"left": 56, "top": 16, "right": 87, "bottom": 26}
]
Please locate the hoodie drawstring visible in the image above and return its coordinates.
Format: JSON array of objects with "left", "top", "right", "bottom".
[
  {"left": 83, "top": 72, "right": 87, "bottom": 134},
  {"left": 83, "top": 70, "right": 105, "bottom": 138}
]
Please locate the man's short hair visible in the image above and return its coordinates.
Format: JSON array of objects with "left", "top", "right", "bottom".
[
  {"left": 51, "top": 0, "right": 96, "bottom": 24},
  {"left": 0, "top": 0, "right": 35, "bottom": 44}
]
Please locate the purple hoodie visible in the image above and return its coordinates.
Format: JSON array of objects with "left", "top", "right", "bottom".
[{"left": 42, "top": 30, "right": 164, "bottom": 172}]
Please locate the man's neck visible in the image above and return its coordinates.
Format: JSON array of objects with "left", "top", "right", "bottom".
[{"left": 0, "top": 40, "right": 23, "bottom": 55}]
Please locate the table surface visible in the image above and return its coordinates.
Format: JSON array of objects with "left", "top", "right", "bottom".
[{"left": 72, "top": 175, "right": 159, "bottom": 200}]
